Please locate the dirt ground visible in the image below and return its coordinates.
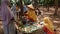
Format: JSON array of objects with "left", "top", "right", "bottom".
[
  {"left": 39, "top": 7, "right": 60, "bottom": 34},
  {"left": 0, "top": 7, "right": 60, "bottom": 34}
]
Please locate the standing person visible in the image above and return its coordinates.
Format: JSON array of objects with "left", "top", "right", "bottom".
[{"left": 1, "top": 0, "right": 16, "bottom": 34}]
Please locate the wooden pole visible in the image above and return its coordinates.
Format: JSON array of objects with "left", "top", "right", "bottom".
[
  {"left": 18, "top": 0, "right": 23, "bottom": 20},
  {"left": 47, "top": 4, "right": 49, "bottom": 12},
  {"left": 17, "top": 0, "right": 24, "bottom": 27},
  {"left": 19, "top": 0, "right": 23, "bottom": 15},
  {"left": 54, "top": 0, "right": 58, "bottom": 15},
  {"left": 33, "top": 0, "right": 37, "bottom": 8}
]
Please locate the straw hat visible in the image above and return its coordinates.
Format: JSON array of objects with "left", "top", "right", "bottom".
[{"left": 27, "top": 4, "right": 34, "bottom": 10}]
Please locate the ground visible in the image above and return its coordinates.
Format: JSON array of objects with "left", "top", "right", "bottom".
[{"left": 0, "top": 7, "right": 60, "bottom": 34}]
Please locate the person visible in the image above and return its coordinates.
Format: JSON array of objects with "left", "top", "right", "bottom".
[
  {"left": 35, "top": 8, "right": 41, "bottom": 16},
  {"left": 11, "top": 4, "right": 16, "bottom": 15},
  {"left": 43, "top": 17, "right": 55, "bottom": 34},
  {"left": 1, "top": 0, "right": 16, "bottom": 34}
]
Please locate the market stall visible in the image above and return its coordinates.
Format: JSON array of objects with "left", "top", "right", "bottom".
[
  {"left": 14, "top": 4, "right": 44, "bottom": 34},
  {"left": 14, "top": 3, "right": 55, "bottom": 34}
]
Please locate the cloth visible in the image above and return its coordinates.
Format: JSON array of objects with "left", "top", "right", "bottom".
[
  {"left": 1, "top": 0, "right": 14, "bottom": 25},
  {"left": 8, "top": 20, "right": 16, "bottom": 34},
  {"left": 3, "top": 20, "right": 16, "bottom": 34},
  {"left": 3, "top": 24, "right": 9, "bottom": 34},
  {"left": 43, "top": 17, "right": 55, "bottom": 34},
  {"left": 43, "top": 26, "right": 54, "bottom": 34},
  {"left": 23, "top": 6, "right": 28, "bottom": 12},
  {"left": 0, "top": 7, "right": 1, "bottom": 17},
  {"left": 25, "top": 9, "right": 37, "bottom": 22},
  {"left": 2, "top": 0, "right": 9, "bottom": 2},
  {"left": 1, "top": 0, "right": 15, "bottom": 34}
]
